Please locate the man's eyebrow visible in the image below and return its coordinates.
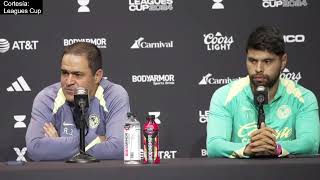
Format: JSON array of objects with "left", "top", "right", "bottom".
[
  {"left": 60, "top": 69, "right": 81, "bottom": 74},
  {"left": 247, "top": 57, "right": 275, "bottom": 61}
]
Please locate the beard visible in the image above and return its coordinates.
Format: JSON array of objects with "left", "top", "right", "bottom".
[{"left": 249, "top": 71, "right": 280, "bottom": 89}]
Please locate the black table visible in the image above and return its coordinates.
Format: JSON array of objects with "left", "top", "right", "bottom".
[{"left": 1, "top": 157, "right": 320, "bottom": 180}]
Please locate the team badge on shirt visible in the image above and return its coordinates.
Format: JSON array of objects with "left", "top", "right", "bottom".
[
  {"left": 277, "top": 105, "right": 291, "bottom": 120},
  {"left": 88, "top": 114, "right": 100, "bottom": 129}
]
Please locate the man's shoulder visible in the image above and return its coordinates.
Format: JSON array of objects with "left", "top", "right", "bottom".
[
  {"left": 37, "top": 82, "right": 61, "bottom": 97},
  {"left": 34, "top": 82, "right": 61, "bottom": 104},
  {"left": 99, "top": 78, "right": 128, "bottom": 98},
  {"left": 212, "top": 76, "right": 250, "bottom": 102},
  {"left": 280, "top": 78, "right": 317, "bottom": 104}
]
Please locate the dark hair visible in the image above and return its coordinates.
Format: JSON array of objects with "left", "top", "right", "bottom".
[
  {"left": 62, "top": 42, "right": 102, "bottom": 74},
  {"left": 246, "top": 26, "right": 285, "bottom": 56}
]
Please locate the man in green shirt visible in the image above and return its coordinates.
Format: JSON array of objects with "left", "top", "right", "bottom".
[{"left": 206, "top": 26, "right": 320, "bottom": 158}]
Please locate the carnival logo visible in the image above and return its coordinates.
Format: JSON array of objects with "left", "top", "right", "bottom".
[
  {"left": 131, "top": 37, "right": 173, "bottom": 49},
  {"left": 199, "top": 73, "right": 241, "bottom": 85}
]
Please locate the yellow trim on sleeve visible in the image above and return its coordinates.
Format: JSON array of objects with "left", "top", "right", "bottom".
[
  {"left": 95, "top": 85, "right": 109, "bottom": 113},
  {"left": 224, "top": 76, "right": 250, "bottom": 106},
  {"left": 53, "top": 88, "right": 66, "bottom": 114},
  {"left": 281, "top": 78, "right": 304, "bottom": 103}
]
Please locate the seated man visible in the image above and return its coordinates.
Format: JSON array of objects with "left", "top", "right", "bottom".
[
  {"left": 206, "top": 26, "right": 320, "bottom": 158},
  {"left": 26, "top": 42, "right": 130, "bottom": 161}
]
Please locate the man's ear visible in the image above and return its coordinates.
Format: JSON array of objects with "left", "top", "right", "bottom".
[
  {"left": 280, "top": 53, "right": 288, "bottom": 71},
  {"left": 94, "top": 69, "right": 104, "bottom": 84}
]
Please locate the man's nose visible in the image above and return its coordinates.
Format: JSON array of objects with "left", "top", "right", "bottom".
[
  {"left": 255, "top": 61, "right": 264, "bottom": 73},
  {"left": 66, "top": 74, "right": 75, "bottom": 85}
]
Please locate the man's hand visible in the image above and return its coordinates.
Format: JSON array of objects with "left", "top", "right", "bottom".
[
  {"left": 43, "top": 122, "right": 59, "bottom": 138},
  {"left": 244, "top": 123, "right": 277, "bottom": 156},
  {"left": 98, "top": 135, "right": 107, "bottom": 142}
]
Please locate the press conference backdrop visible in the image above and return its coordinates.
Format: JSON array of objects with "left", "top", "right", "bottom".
[{"left": 0, "top": 0, "right": 319, "bottom": 162}]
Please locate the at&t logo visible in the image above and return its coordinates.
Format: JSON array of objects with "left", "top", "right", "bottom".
[{"left": 0, "top": 38, "right": 39, "bottom": 53}]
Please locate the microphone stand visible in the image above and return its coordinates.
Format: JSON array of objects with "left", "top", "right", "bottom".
[
  {"left": 257, "top": 104, "right": 265, "bottom": 129},
  {"left": 66, "top": 100, "right": 99, "bottom": 163}
]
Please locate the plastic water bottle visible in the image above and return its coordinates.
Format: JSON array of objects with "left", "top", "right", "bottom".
[{"left": 124, "top": 112, "right": 141, "bottom": 164}]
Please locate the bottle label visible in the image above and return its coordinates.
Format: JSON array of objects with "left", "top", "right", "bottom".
[{"left": 124, "top": 125, "right": 141, "bottom": 161}]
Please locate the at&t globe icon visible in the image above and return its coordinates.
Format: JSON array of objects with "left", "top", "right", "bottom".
[{"left": 0, "top": 39, "right": 10, "bottom": 53}]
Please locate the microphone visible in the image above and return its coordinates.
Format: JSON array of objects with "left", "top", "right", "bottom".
[
  {"left": 74, "top": 87, "right": 89, "bottom": 112},
  {"left": 254, "top": 86, "right": 268, "bottom": 106},
  {"left": 254, "top": 86, "right": 268, "bottom": 129},
  {"left": 67, "top": 87, "right": 98, "bottom": 163}
]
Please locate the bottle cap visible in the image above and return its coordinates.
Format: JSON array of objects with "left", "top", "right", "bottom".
[{"left": 127, "top": 112, "right": 136, "bottom": 118}]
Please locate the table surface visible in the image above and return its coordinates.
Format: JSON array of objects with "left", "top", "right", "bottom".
[{"left": 1, "top": 157, "right": 320, "bottom": 180}]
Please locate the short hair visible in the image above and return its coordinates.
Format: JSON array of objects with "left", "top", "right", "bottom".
[
  {"left": 246, "top": 26, "right": 286, "bottom": 56},
  {"left": 62, "top": 42, "right": 102, "bottom": 74}
]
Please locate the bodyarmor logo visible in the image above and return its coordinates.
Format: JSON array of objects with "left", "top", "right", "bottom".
[
  {"left": 283, "top": 34, "right": 305, "bottom": 43},
  {"left": 132, "top": 74, "right": 175, "bottom": 86},
  {"left": 64, "top": 38, "right": 107, "bottom": 48},
  {"left": 13, "top": 115, "right": 27, "bottom": 128},
  {"left": 13, "top": 147, "right": 27, "bottom": 162},
  {"left": 148, "top": 112, "right": 161, "bottom": 124},
  {"left": 280, "top": 68, "right": 302, "bottom": 83},
  {"left": 0, "top": 38, "right": 39, "bottom": 53},
  {"left": 203, "top": 32, "right": 234, "bottom": 51},
  {"left": 212, "top": 0, "right": 224, "bottom": 9},
  {"left": 199, "top": 110, "right": 209, "bottom": 123},
  {"left": 131, "top": 37, "right": 173, "bottom": 49},
  {"left": 277, "top": 105, "right": 291, "bottom": 120},
  {"left": 262, "top": 0, "right": 308, "bottom": 8},
  {"left": 78, "top": 0, "right": 90, "bottom": 13},
  {"left": 88, "top": 114, "right": 100, "bottom": 129},
  {"left": 129, "top": 0, "right": 174, "bottom": 12},
  {"left": 199, "top": 73, "right": 241, "bottom": 85}
]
